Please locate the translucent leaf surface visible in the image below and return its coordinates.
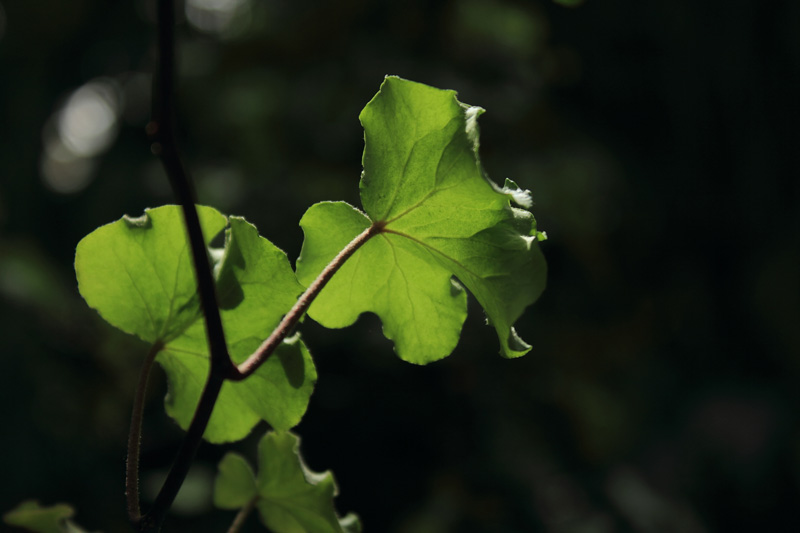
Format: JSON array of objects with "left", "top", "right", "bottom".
[
  {"left": 76, "top": 207, "right": 315, "bottom": 442},
  {"left": 212, "top": 431, "right": 360, "bottom": 533},
  {"left": 296, "top": 77, "right": 546, "bottom": 363},
  {"left": 297, "top": 202, "right": 468, "bottom": 364},
  {"left": 158, "top": 216, "right": 315, "bottom": 442},
  {"left": 3, "top": 501, "right": 88, "bottom": 533},
  {"left": 75, "top": 205, "right": 226, "bottom": 344}
]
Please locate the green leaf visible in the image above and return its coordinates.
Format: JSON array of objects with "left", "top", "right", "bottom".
[
  {"left": 296, "top": 76, "right": 546, "bottom": 363},
  {"left": 297, "top": 202, "right": 467, "bottom": 364},
  {"left": 3, "top": 501, "right": 89, "bottom": 533},
  {"left": 253, "top": 431, "right": 360, "bottom": 533},
  {"left": 76, "top": 207, "right": 315, "bottom": 443},
  {"left": 158, "top": 215, "right": 315, "bottom": 442},
  {"left": 160, "top": 332, "right": 316, "bottom": 442},
  {"left": 214, "top": 452, "right": 258, "bottom": 509},
  {"left": 75, "top": 205, "right": 227, "bottom": 344}
]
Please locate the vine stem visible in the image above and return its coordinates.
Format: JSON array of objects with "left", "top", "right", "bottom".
[
  {"left": 135, "top": 0, "right": 384, "bottom": 530},
  {"left": 148, "top": 0, "right": 235, "bottom": 378},
  {"left": 126, "top": 341, "right": 163, "bottom": 523},
  {"left": 134, "top": 0, "right": 236, "bottom": 530},
  {"left": 135, "top": 225, "right": 380, "bottom": 532}
]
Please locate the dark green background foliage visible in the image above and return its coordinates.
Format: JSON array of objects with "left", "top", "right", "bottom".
[{"left": 1, "top": 0, "right": 798, "bottom": 531}]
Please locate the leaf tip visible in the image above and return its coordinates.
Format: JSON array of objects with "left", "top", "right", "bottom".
[{"left": 504, "top": 327, "right": 532, "bottom": 358}]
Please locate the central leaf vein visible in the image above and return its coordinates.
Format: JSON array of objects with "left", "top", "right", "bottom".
[
  {"left": 162, "top": 240, "right": 190, "bottom": 339},
  {"left": 380, "top": 136, "right": 422, "bottom": 220},
  {"left": 133, "top": 237, "right": 174, "bottom": 339}
]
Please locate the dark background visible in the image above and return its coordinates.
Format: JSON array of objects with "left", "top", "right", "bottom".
[{"left": 1, "top": 0, "right": 798, "bottom": 531}]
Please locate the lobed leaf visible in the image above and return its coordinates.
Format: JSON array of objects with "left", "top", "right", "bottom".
[
  {"left": 158, "top": 216, "right": 315, "bottom": 442},
  {"left": 76, "top": 207, "right": 315, "bottom": 443},
  {"left": 297, "top": 202, "right": 467, "bottom": 364},
  {"left": 296, "top": 76, "right": 546, "bottom": 363},
  {"left": 212, "top": 431, "right": 360, "bottom": 533}
]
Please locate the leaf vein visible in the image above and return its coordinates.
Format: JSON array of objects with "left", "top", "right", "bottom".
[
  {"left": 383, "top": 183, "right": 459, "bottom": 226},
  {"left": 110, "top": 244, "right": 161, "bottom": 338},
  {"left": 382, "top": 229, "right": 483, "bottom": 281}
]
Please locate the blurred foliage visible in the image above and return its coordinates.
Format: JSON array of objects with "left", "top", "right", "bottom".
[
  {"left": 3, "top": 500, "right": 89, "bottom": 533},
  {"left": 1, "top": 0, "right": 798, "bottom": 532}
]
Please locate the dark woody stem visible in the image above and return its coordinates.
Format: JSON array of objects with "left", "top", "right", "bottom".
[
  {"left": 132, "top": 1, "right": 384, "bottom": 531},
  {"left": 132, "top": 0, "right": 234, "bottom": 530}
]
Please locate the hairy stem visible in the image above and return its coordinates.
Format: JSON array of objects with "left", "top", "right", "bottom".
[
  {"left": 232, "top": 221, "right": 384, "bottom": 379},
  {"left": 227, "top": 497, "right": 258, "bottom": 533},
  {"left": 126, "top": 341, "right": 163, "bottom": 523}
]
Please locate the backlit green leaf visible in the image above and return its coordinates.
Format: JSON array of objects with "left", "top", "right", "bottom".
[
  {"left": 75, "top": 205, "right": 226, "bottom": 344},
  {"left": 160, "top": 331, "right": 315, "bottom": 443},
  {"left": 158, "top": 216, "right": 315, "bottom": 442},
  {"left": 297, "top": 202, "right": 467, "bottom": 364},
  {"left": 76, "top": 207, "right": 315, "bottom": 443},
  {"left": 253, "top": 431, "right": 360, "bottom": 533},
  {"left": 296, "top": 76, "right": 546, "bottom": 363}
]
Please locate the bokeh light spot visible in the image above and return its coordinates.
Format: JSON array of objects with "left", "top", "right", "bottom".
[
  {"left": 40, "top": 79, "right": 121, "bottom": 194},
  {"left": 58, "top": 81, "right": 120, "bottom": 158}
]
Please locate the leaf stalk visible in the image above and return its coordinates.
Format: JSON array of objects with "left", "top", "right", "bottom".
[{"left": 232, "top": 222, "right": 383, "bottom": 379}]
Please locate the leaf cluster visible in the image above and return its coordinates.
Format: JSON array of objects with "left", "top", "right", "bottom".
[{"left": 6, "top": 77, "right": 546, "bottom": 533}]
